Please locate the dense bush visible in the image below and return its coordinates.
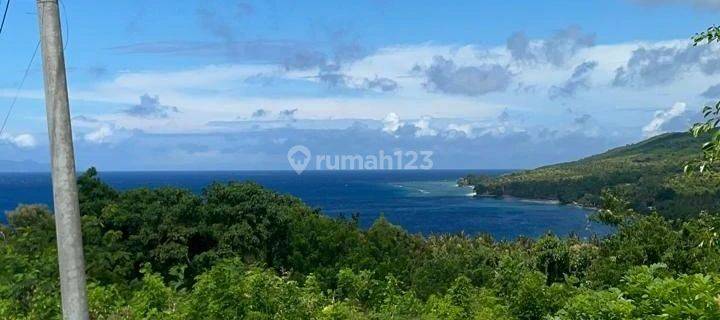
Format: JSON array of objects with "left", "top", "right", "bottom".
[
  {"left": 1, "top": 169, "right": 720, "bottom": 319},
  {"left": 464, "top": 132, "right": 720, "bottom": 218}
]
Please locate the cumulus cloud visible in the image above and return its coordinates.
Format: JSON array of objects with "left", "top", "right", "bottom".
[
  {"left": 1, "top": 133, "right": 37, "bottom": 149},
  {"left": 45, "top": 120, "right": 625, "bottom": 170},
  {"left": 446, "top": 123, "right": 475, "bottom": 138},
  {"left": 613, "top": 44, "right": 720, "bottom": 87},
  {"left": 642, "top": 102, "right": 687, "bottom": 137},
  {"left": 506, "top": 26, "right": 595, "bottom": 66},
  {"left": 383, "top": 115, "right": 447, "bottom": 138},
  {"left": 549, "top": 61, "right": 598, "bottom": 99},
  {"left": 84, "top": 125, "right": 114, "bottom": 144},
  {"left": 73, "top": 115, "right": 134, "bottom": 145},
  {"left": 382, "top": 112, "right": 401, "bottom": 133},
  {"left": 423, "top": 56, "right": 513, "bottom": 96},
  {"left": 123, "top": 94, "right": 179, "bottom": 119},
  {"left": 412, "top": 116, "right": 438, "bottom": 137},
  {"left": 382, "top": 114, "right": 473, "bottom": 138},
  {"left": 42, "top": 29, "right": 718, "bottom": 169},
  {"left": 13, "top": 135, "right": 37, "bottom": 148},
  {"left": 325, "top": 111, "right": 524, "bottom": 143}
]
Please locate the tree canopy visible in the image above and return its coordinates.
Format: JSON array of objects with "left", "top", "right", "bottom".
[{"left": 1, "top": 168, "right": 720, "bottom": 319}]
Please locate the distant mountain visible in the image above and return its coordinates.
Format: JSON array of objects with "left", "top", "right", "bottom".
[
  {"left": 464, "top": 132, "right": 720, "bottom": 218},
  {"left": 0, "top": 159, "right": 48, "bottom": 172}
]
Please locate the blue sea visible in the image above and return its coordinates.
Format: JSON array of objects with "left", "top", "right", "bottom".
[{"left": 0, "top": 170, "right": 611, "bottom": 239}]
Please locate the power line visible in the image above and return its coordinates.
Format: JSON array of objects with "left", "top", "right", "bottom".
[
  {"left": 0, "top": 40, "right": 40, "bottom": 137},
  {"left": 0, "top": 0, "right": 68, "bottom": 138},
  {"left": 0, "top": 0, "right": 9, "bottom": 36}
]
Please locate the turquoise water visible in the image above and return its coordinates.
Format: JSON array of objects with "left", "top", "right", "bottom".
[{"left": 0, "top": 170, "right": 611, "bottom": 239}]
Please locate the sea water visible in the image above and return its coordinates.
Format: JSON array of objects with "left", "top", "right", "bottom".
[{"left": 0, "top": 170, "right": 611, "bottom": 239}]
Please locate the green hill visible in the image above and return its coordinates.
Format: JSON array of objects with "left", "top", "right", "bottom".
[{"left": 464, "top": 132, "right": 720, "bottom": 218}]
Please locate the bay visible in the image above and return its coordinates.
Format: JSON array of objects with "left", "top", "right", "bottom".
[{"left": 0, "top": 170, "right": 611, "bottom": 239}]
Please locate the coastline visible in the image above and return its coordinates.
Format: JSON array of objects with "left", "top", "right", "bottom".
[
  {"left": 471, "top": 194, "right": 598, "bottom": 211},
  {"left": 454, "top": 183, "right": 477, "bottom": 196},
  {"left": 456, "top": 178, "right": 598, "bottom": 211},
  {"left": 456, "top": 176, "right": 600, "bottom": 211}
]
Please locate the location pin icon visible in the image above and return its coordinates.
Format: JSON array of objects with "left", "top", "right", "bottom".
[{"left": 287, "top": 145, "right": 311, "bottom": 175}]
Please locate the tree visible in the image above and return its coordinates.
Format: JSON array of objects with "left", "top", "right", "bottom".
[{"left": 687, "top": 26, "right": 720, "bottom": 173}]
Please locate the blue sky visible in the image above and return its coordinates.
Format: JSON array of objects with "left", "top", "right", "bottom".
[{"left": 1, "top": 0, "right": 720, "bottom": 170}]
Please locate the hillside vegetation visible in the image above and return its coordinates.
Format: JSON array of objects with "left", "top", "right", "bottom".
[
  {"left": 464, "top": 132, "right": 720, "bottom": 218},
  {"left": 2, "top": 168, "right": 720, "bottom": 319}
]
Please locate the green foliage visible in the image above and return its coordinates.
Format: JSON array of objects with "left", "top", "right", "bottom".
[
  {"left": 423, "top": 276, "right": 512, "bottom": 320},
  {"left": 465, "top": 132, "right": 720, "bottom": 218},
  {"left": 687, "top": 104, "right": 720, "bottom": 174},
  {"left": 590, "top": 191, "right": 636, "bottom": 226},
  {"left": 189, "top": 258, "right": 314, "bottom": 319},
  {"left": 551, "top": 288, "right": 635, "bottom": 320},
  {"left": 0, "top": 205, "right": 61, "bottom": 319},
  {"left": 622, "top": 264, "right": 720, "bottom": 319},
  {"left": 8, "top": 22, "right": 720, "bottom": 320},
  {"left": 687, "top": 24, "right": 720, "bottom": 175},
  {"left": 411, "top": 234, "right": 496, "bottom": 299},
  {"left": 2, "top": 168, "right": 720, "bottom": 318},
  {"left": 693, "top": 25, "right": 720, "bottom": 45}
]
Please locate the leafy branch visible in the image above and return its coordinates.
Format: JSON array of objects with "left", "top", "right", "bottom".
[
  {"left": 685, "top": 103, "right": 720, "bottom": 174},
  {"left": 693, "top": 25, "right": 720, "bottom": 46},
  {"left": 686, "top": 26, "right": 720, "bottom": 174}
]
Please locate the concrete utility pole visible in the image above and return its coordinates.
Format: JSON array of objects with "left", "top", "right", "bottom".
[{"left": 36, "top": 0, "right": 89, "bottom": 319}]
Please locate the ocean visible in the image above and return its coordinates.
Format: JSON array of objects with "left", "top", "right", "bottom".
[{"left": 0, "top": 170, "right": 611, "bottom": 239}]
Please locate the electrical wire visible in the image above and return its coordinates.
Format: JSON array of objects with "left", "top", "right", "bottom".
[
  {"left": 0, "top": 0, "right": 68, "bottom": 137},
  {"left": 0, "top": 0, "right": 9, "bottom": 36},
  {"left": 0, "top": 40, "right": 40, "bottom": 137}
]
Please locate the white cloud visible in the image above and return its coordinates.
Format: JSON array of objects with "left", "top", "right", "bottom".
[
  {"left": 1, "top": 133, "right": 37, "bottom": 148},
  {"left": 84, "top": 125, "right": 114, "bottom": 144},
  {"left": 446, "top": 123, "right": 474, "bottom": 138},
  {"left": 72, "top": 116, "right": 134, "bottom": 145},
  {"left": 642, "top": 102, "right": 687, "bottom": 137},
  {"left": 0, "top": 35, "right": 711, "bottom": 146},
  {"left": 382, "top": 112, "right": 401, "bottom": 133},
  {"left": 413, "top": 116, "right": 438, "bottom": 137}
]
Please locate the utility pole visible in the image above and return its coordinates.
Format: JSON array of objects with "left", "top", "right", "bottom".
[{"left": 36, "top": 1, "right": 89, "bottom": 319}]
